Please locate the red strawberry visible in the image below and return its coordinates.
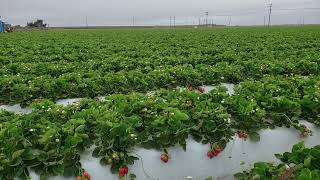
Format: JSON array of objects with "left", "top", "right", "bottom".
[
  {"left": 196, "top": 86, "right": 205, "bottom": 93},
  {"left": 160, "top": 153, "right": 169, "bottom": 163},
  {"left": 207, "top": 151, "right": 214, "bottom": 159},
  {"left": 123, "top": 166, "right": 128, "bottom": 174},
  {"left": 83, "top": 171, "right": 90, "bottom": 180},
  {"left": 215, "top": 147, "right": 222, "bottom": 154},
  {"left": 118, "top": 171, "right": 125, "bottom": 177},
  {"left": 239, "top": 132, "right": 243, "bottom": 138},
  {"left": 118, "top": 167, "right": 127, "bottom": 177},
  {"left": 238, "top": 131, "right": 248, "bottom": 139},
  {"left": 213, "top": 150, "right": 219, "bottom": 156}
]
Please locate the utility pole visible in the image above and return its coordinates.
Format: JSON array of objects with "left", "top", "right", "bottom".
[
  {"left": 85, "top": 16, "right": 88, "bottom": 28},
  {"left": 205, "top": 12, "right": 208, "bottom": 27},
  {"left": 170, "top": 16, "right": 172, "bottom": 27},
  {"left": 198, "top": 17, "right": 201, "bottom": 26},
  {"left": 173, "top": 16, "right": 176, "bottom": 27},
  {"left": 228, "top": 16, "right": 231, "bottom": 26},
  {"left": 267, "top": 3, "right": 272, "bottom": 27}
]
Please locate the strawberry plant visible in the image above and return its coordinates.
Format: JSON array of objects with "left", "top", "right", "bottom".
[
  {"left": 234, "top": 142, "right": 320, "bottom": 180},
  {"left": 1, "top": 27, "right": 320, "bottom": 179}
]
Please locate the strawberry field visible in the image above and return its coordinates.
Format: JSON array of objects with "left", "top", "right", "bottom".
[{"left": 0, "top": 26, "right": 320, "bottom": 180}]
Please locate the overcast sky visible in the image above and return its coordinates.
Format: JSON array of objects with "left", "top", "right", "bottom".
[{"left": 1, "top": 0, "right": 320, "bottom": 27}]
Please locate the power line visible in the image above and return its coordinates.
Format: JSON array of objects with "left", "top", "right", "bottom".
[
  {"left": 205, "top": 12, "right": 208, "bottom": 27},
  {"left": 273, "top": 7, "right": 320, "bottom": 11},
  {"left": 268, "top": 3, "right": 272, "bottom": 27},
  {"left": 85, "top": 16, "right": 88, "bottom": 28},
  {"left": 208, "top": 6, "right": 320, "bottom": 17}
]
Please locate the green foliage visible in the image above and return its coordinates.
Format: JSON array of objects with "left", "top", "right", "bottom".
[
  {"left": 0, "top": 88, "right": 234, "bottom": 179},
  {"left": 0, "top": 27, "right": 320, "bottom": 105},
  {"left": 234, "top": 142, "right": 320, "bottom": 180},
  {"left": 0, "top": 27, "right": 320, "bottom": 179}
]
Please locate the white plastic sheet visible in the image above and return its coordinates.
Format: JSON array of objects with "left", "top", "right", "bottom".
[
  {"left": 2, "top": 84, "right": 319, "bottom": 180},
  {"left": 26, "top": 121, "right": 319, "bottom": 180}
]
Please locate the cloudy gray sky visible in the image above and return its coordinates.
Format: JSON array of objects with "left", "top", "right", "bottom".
[{"left": 1, "top": 0, "right": 320, "bottom": 27}]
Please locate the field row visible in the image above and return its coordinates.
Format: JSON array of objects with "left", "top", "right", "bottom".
[
  {"left": 1, "top": 70, "right": 320, "bottom": 105},
  {"left": 0, "top": 28, "right": 319, "bottom": 105},
  {"left": 1, "top": 74, "right": 320, "bottom": 179}
]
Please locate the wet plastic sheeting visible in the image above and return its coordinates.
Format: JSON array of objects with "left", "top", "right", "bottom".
[
  {"left": 3, "top": 84, "right": 320, "bottom": 180},
  {"left": 56, "top": 98, "right": 83, "bottom": 106},
  {"left": 203, "top": 83, "right": 235, "bottom": 95},
  {"left": 25, "top": 121, "right": 320, "bottom": 180},
  {"left": 0, "top": 83, "right": 234, "bottom": 114},
  {"left": 0, "top": 104, "right": 32, "bottom": 114}
]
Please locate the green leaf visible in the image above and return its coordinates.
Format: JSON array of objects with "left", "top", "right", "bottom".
[
  {"left": 52, "top": 164, "right": 65, "bottom": 175},
  {"left": 304, "top": 156, "right": 312, "bottom": 167},
  {"left": 9, "top": 157, "right": 22, "bottom": 167},
  {"left": 205, "top": 176, "right": 213, "bottom": 180},
  {"left": 65, "top": 136, "right": 82, "bottom": 148},
  {"left": 249, "top": 132, "right": 260, "bottom": 142},
  {"left": 12, "top": 149, "right": 25, "bottom": 160},
  {"left": 292, "top": 142, "right": 305, "bottom": 153},
  {"left": 129, "top": 173, "right": 137, "bottom": 179},
  {"left": 75, "top": 125, "right": 86, "bottom": 133},
  {"left": 274, "top": 153, "right": 283, "bottom": 160},
  {"left": 22, "top": 148, "right": 36, "bottom": 160},
  {"left": 234, "top": 173, "right": 244, "bottom": 179},
  {"left": 310, "top": 146, "right": 320, "bottom": 157},
  {"left": 311, "top": 170, "right": 320, "bottom": 179},
  {"left": 40, "top": 174, "right": 49, "bottom": 180},
  {"left": 298, "top": 168, "right": 312, "bottom": 180}
]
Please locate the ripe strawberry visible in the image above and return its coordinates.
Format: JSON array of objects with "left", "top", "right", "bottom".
[
  {"left": 215, "top": 147, "right": 222, "bottom": 154},
  {"left": 212, "top": 150, "right": 219, "bottom": 156},
  {"left": 118, "top": 169, "right": 126, "bottom": 177},
  {"left": 83, "top": 171, "right": 90, "bottom": 180},
  {"left": 123, "top": 166, "right": 128, "bottom": 174},
  {"left": 238, "top": 131, "right": 248, "bottom": 139},
  {"left": 118, "top": 166, "right": 128, "bottom": 177},
  {"left": 160, "top": 153, "right": 169, "bottom": 163},
  {"left": 207, "top": 151, "right": 214, "bottom": 159},
  {"left": 196, "top": 86, "right": 205, "bottom": 93}
]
